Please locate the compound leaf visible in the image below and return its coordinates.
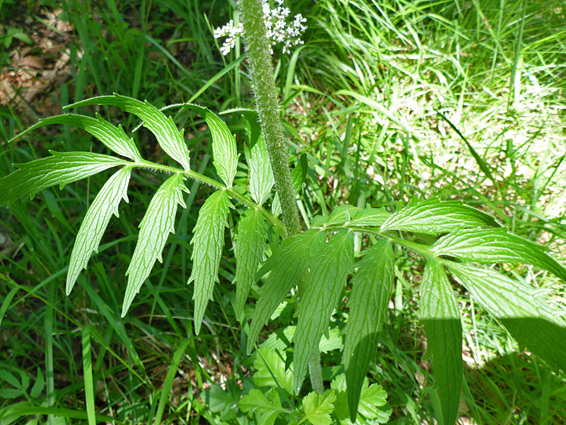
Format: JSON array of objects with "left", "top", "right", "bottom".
[
  {"left": 249, "top": 135, "right": 275, "bottom": 205},
  {"left": 301, "top": 390, "right": 336, "bottom": 425},
  {"left": 343, "top": 239, "right": 394, "bottom": 421},
  {"left": 420, "top": 260, "right": 462, "bottom": 425},
  {"left": 448, "top": 263, "right": 566, "bottom": 371},
  {"left": 122, "top": 173, "right": 187, "bottom": 316},
  {"left": 190, "top": 190, "right": 231, "bottom": 334},
  {"left": 0, "top": 151, "right": 128, "bottom": 206},
  {"left": 68, "top": 94, "right": 191, "bottom": 171},
  {"left": 234, "top": 208, "right": 267, "bottom": 319},
  {"left": 294, "top": 230, "right": 354, "bottom": 392},
  {"left": 433, "top": 228, "right": 566, "bottom": 282},
  {"left": 380, "top": 199, "right": 499, "bottom": 235},
  {"left": 67, "top": 167, "right": 132, "bottom": 294},
  {"left": 178, "top": 103, "right": 238, "bottom": 187},
  {"left": 248, "top": 229, "right": 326, "bottom": 354},
  {"left": 12, "top": 114, "right": 142, "bottom": 161}
]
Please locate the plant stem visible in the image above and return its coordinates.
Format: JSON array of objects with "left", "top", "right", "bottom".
[
  {"left": 238, "top": 0, "right": 324, "bottom": 393},
  {"left": 238, "top": 0, "right": 301, "bottom": 237}
]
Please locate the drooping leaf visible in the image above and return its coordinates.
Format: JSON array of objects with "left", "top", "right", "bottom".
[
  {"left": 67, "top": 94, "right": 191, "bottom": 170},
  {"left": 177, "top": 104, "right": 239, "bottom": 187},
  {"left": 420, "top": 260, "right": 462, "bottom": 425},
  {"left": 380, "top": 198, "right": 500, "bottom": 235},
  {"left": 122, "top": 173, "right": 187, "bottom": 316},
  {"left": 294, "top": 230, "right": 354, "bottom": 392},
  {"left": 248, "top": 229, "right": 326, "bottom": 353},
  {"left": 249, "top": 134, "right": 275, "bottom": 205},
  {"left": 0, "top": 151, "right": 128, "bottom": 206},
  {"left": 433, "top": 228, "right": 566, "bottom": 282},
  {"left": 253, "top": 347, "right": 294, "bottom": 394},
  {"left": 189, "top": 189, "right": 231, "bottom": 334},
  {"left": 11, "top": 114, "right": 142, "bottom": 161},
  {"left": 301, "top": 390, "right": 337, "bottom": 425},
  {"left": 331, "top": 374, "right": 391, "bottom": 424},
  {"left": 343, "top": 239, "right": 394, "bottom": 421},
  {"left": 67, "top": 167, "right": 132, "bottom": 294},
  {"left": 448, "top": 263, "right": 566, "bottom": 370},
  {"left": 234, "top": 208, "right": 267, "bottom": 319}
]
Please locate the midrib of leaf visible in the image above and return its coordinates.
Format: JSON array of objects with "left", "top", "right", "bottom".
[
  {"left": 67, "top": 167, "right": 132, "bottom": 294},
  {"left": 294, "top": 230, "right": 354, "bottom": 393},
  {"left": 122, "top": 173, "right": 187, "bottom": 317},
  {"left": 190, "top": 190, "right": 231, "bottom": 334},
  {"left": 420, "top": 260, "right": 462, "bottom": 425}
]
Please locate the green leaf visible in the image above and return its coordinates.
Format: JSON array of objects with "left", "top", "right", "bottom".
[
  {"left": 420, "top": 260, "right": 462, "bottom": 425},
  {"left": 0, "top": 151, "right": 128, "bottom": 206},
  {"left": 189, "top": 190, "right": 231, "bottom": 334},
  {"left": 349, "top": 207, "right": 391, "bottom": 228},
  {"left": 432, "top": 228, "right": 566, "bottom": 282},
  {"left": 294, "top": 231, "right": 354, "bottom": 392},
  {"left": 380, "top": 199, "right": 500, "bottom": 235},
  {"left": 301, "top": 390, "right": 336, "bottom": 425},
  {"left": 234, "top": 208, "right": 267, "bottom": 319},
  {"left": 448, "top": 263, "right": 566, "bottom": 371},
  {"left": 240, "top": 389, "right": 283, "bottom": 425},
  {"left": 178, "top": 103, "right": 238, "bottom": 187},
  {"left": 122, "top": 173, "right": 187, "bottom": 316},
  {"left": 11, "top": 114, "right": 142, "bottom": 161},
  {"left": 67, "top": 94, "right": 191, "bottom": 170},
  {"left": 249, "top": 135, "right": 275, "bottom": 205},
  {"left": 343, "top": 239, "right": 394, "bottom": 421},
  {"left": 331, "top": 374, "right": 390, "bottom": 424},
  {"left": 67, "top": 167, "right": 131, "bottom": 294},
  {"left": 248, "top": 230, "right": 326, "bottom": 353},
  {"left": 253, "top": 347, "right": 294, "bottom": 394},
  {"left": 239, "top": 388, "right": 284, "bottom": 414}
]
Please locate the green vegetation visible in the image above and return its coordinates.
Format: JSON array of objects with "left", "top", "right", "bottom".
[{"left": 1, "top": 0, "right": 566, "bottom": 424}]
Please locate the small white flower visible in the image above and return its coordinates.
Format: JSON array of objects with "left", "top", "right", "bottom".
[{"left": 213, "top": 0, "right": 307, "bottom": 55}]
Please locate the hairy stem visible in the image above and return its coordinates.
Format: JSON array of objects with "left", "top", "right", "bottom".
[{"left": 238, "top": 0, "right": 301, "bottom": 237}]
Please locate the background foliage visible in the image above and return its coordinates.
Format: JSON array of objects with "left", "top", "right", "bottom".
[{"left": 1, "top": 0, "right": 566, "bottom": 423}]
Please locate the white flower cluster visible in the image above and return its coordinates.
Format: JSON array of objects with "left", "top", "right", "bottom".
[
  {"left": 213, "top": 0, "right": 307, "bottom": 55},
  {"left": 213, "top": 20, "right": 244, "bottom": 55}
]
